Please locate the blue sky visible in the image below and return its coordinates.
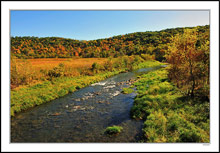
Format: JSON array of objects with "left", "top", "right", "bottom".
[{"left": 10, "top": 10, "right": 209, "bottom": 40}]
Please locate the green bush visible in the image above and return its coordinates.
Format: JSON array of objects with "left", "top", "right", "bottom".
[
  {"left": 91, "top": 62, "right": 100, "bottom": 73},
  {"left": 167, "top": 112, "right": 185, "bottom": 132},
  {"left": 178, "top": 128, "right": 201, "bottom": 142},
  {"left": 133, "top": 55, "right": 144, "bottom": 65},
  {"left": 143, "top": 110, "right": 167, "bottom": 142},
  {"left": 105, "top": 126, "right": 123, "bottom": 135},
  {"left": 47, "top": 64, "right": 65, "bottom": 79},
  {"left": 130, "top": 98, "right": 152, "bottom": 119},
  {"left": 158, "top": 81, "right": 174, "bottom": 94},
  {"left": 144, "top": 110, "right": 167, "bottom": 134},
  {"left": 103, "top": 60, "right": 113, "bottom": 71}
]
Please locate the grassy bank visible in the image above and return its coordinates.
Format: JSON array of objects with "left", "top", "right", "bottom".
[
  {"left": 11, "top": 58, "right": 162, "bottom": 117},
  {"left": 130, "top": 67, "right": 209, "bottom": 142}
]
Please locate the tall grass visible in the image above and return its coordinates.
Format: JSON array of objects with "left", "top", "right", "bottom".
[
  {"left": 131, "top": 68, "right": 210, "bottom": 142},
  {"left": 10, "top": 57, "right": 108, "bottom": 89}
]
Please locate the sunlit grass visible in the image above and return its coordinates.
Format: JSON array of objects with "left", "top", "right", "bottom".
[
  {"left": 105, "top": 126, "right": 123, "bottom": 135},
  {"left": 131, "top": 68, "right": 210, "bottom": 142}
]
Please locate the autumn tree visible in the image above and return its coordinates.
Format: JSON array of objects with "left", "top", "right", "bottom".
[{"left": 166, "top": 28, "right": 209, "bottom": 98}]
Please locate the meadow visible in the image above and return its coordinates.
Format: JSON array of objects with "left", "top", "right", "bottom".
[
  {"left": 27, "top": 58, "right": 108, "bottom": 70},
  {"left": 10, "top": 57, "right": 108, "bottom": 89}
]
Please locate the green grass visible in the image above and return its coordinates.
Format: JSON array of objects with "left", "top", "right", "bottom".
[
  {"left": 11, "top": 60, "right": 163, "bottom": 117},
  {"left": 131, "top": 68, "right": 210, "bottom": 142},
  {"left": 105, "top": 126, "right": 123, "bottom": 135}
]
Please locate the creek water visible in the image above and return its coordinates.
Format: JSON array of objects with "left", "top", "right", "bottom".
[{"left": 11, "top": 66, "right": 165, "bottom": 142}]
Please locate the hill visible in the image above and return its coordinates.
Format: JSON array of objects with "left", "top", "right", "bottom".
[{"left": 11, "top": 25, "right": 209, "bottom": 61}]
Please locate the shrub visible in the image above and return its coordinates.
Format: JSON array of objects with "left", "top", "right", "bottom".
[
  {"left": 130, "top": 105, "right": 144, "bottom": 119},
  {"left": 158, "top": 81, "right": 174, "bottom": 94},
  {"left": 130, "top": 98, "right": 153, "bottom": 120},
  {"left": 80, "top": 68, "right": 94, "bottom": 76},
  {"left": 75, "top": 85, "right": 81, "bottom": 89},
  {"left": 167, "top": 112, "right": 185, "bottom": 132},
  {"left": 10, "top": 56, "right": 34, "bottom": 88},
  {"left": 144, "top": 110, "right": 167, "bottom": 134},
  {"left": 121, "top": 56, "right": 130, "bottom": 67},
  {"left": 103, "top": 59, "right": 113, "bottom": 71},
  {"left": 105, "top": 126, "right": 123, "bottom": 135},
  {"left": 47, "top": 63, "right": 65, "bottom": 79},
  {"left": 133, "top": 55, "right": 144, "bottom": 65},
  {"left": 147, "top": 85, "right": 160, "bottom": 95},
  {"left": 178, "top": 128, "right": 202, "bottom": 142},
  {"left": 91, "top": 62, "right": 100, "bottom": 73},
  {"left": 143, "top": 110, "right": 167, "bottom": 142}
]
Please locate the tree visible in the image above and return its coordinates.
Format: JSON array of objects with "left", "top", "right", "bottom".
[{"left": 166, "top": 28, "right": 209, "bottom": 98}]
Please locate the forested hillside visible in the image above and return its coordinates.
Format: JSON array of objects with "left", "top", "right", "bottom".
[{"left": 11, "top": 25, "right": 209, "bottom": 60}]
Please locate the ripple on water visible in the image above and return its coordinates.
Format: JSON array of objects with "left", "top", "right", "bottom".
[
  {"left": 104, "top": 85, "right": 116, "bottom": 89},
  {"left": 91, "top": 81, "right": 108, "bottom": 86},
  {"left": 110, "top": 91, "right": 121, "bottom": 97}
]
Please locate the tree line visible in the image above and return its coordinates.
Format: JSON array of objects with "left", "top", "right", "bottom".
[{"left": 11, "top": 25, "right": 209, "bottom": 61}]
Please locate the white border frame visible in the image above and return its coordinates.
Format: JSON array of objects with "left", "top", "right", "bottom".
[{"left": 1, "top": 1, "right": 219, "bottom": 152}]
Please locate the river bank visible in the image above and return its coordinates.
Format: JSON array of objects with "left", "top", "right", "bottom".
[{"left": 130, "top": 67, "right": 210, "bottom": 142}]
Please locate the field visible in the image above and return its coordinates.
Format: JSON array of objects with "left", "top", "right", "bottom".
[
  {"left": 27, "top": 58, "right": 108, "bottom": 70},
  {"left": 10, "top": 57, "right": 108, "bottom": 90}
]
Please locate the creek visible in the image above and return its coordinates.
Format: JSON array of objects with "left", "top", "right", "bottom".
[{"left": 11, "top": 65, "right": 165, "bottom": 142}]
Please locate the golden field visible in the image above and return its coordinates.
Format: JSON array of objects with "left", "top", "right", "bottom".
[
  {"left": 10, "top": 57, "right": 108, "bottom": 89},
  {"left": 27, "top": 58, "right": 108, "bottom": 70}
]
